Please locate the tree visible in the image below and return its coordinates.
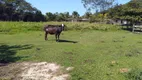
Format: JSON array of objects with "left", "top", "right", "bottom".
[
  {"left": 82, "top": 0, "right": 115, "bottom": 12},
  {"left": 45, "top": 12, "right": 71, "bottom": 21},
  {"left": 72, "top": 11, "right": 80, "bottom": 19},
  {"left": 34, "top": 11, "right": 46, "bottom": 21},
  {"left": 63, "top": 12, "right": 70, "bottom": 19},
  {"left": 83, "top": 12, "right": 92, "bottom": 19},
  {"left": 56, "top": 13, "right": 66, "bottom": 21},
  {"left": 46, "top": 12, "right": 55, "bottom": 21},
  {"left": 108, "top": 0, "right": 142, "bottom": 23},
  {"left": 0, "top": 0, "right": 46, "bottom": 21}
]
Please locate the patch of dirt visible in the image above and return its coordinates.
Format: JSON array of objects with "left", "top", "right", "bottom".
[
  {"left": 64, "top": 52, "right": 73, "bottom": 55},
  {"left": 0, "top": 62, "right": 73, "bottom": 80},
  {"left": 120, "top": 68, "right": 130, "bottom": 73}
]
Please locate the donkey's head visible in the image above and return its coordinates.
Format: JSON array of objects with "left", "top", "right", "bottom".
[{"left": 61, "top": 24, "right": 65, "bottom": 31}]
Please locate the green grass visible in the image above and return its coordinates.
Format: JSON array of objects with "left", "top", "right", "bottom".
[{"left": 1, "top": 29, "right": 142, "bottom": 80}]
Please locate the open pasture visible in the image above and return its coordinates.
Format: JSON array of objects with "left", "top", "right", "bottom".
[{"left": 0, "top": 22, "right": 142, "bottom": 80}]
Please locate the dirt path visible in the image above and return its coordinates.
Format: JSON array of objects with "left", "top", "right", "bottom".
[{"left": 0, "top": 62, "right": 73, "bottom": 80}]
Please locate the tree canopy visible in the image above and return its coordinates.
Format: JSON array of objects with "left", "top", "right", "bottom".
[
  {"left": 108, "top": 0, "right": 142, "bottom": 22},
  {"left": 82, "top": 0, "right": 115, "bottom": 12},
  {"left": 1, "top": 0, "right": 141, "bottom": 23},
  {"left": 82, "top": 0, "right": 142, "bottom": 23},
  {"left": 0, "top": 0, "right": 46, "bottom": 21},
  {"left": 72, "top": 11, "right": 80, "bottom": 19}
]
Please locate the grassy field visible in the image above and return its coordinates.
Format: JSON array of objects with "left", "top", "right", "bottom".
[{"left": 0, "top": 22, "right": 142, "bottom": 80}]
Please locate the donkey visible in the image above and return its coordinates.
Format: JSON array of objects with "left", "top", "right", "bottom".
[{"left": 44, "top": 24, "right": 65, "bottom": 41}]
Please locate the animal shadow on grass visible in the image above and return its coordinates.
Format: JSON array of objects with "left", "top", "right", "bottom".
[
  {"left": 0, "top": 44, "right": 33, "bottom": 65},
  {"left": 58, "top": 39, "right": 78, "bottom": 43}
]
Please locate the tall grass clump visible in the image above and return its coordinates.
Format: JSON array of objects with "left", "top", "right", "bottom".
[
  {"left": 0, "top": 21, "right": 44, "bottom": 34},
  {"left": 63, "top": 22, "right": 121, "bottom": 31},
  {"left": 0, "top": 21, "right": 122, "bottom": 34},
  {"left": 125, "top": 68, "right": 142, "bottom": 80}
]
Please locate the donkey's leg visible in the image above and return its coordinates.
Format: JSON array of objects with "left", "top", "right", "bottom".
[
  {"left": 55, "top": 34, "right": 58, "bottom": 42},
  {"left": 57, "top": 33, "right": 60, "bottom": 41},
  {"left": 45, "top": 32, "right": 48, "bottom": 40}
]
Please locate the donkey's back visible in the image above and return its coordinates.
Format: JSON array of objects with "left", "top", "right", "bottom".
[{"left": 44, "top": 25, "right": 60, "bottom": 34}]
